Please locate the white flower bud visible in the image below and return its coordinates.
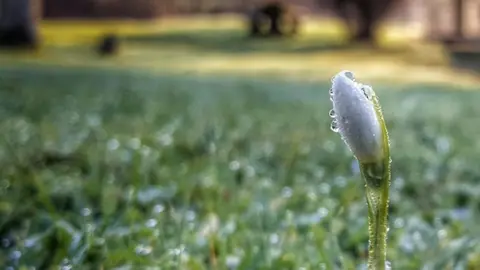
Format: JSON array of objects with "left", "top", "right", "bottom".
[{"left": 329, "top": 70, "right": 385, "bottom": 163}]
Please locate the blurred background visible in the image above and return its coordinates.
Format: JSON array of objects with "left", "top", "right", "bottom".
[{"left": 1, "top": 0, "right": 480, "bottom": 269}]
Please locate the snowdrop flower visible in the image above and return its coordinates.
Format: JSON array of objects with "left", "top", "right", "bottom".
[
  {"left": 329, "top": 70, "right": 388, "bottom": 164},
  {"left": 329, "top": 70, "right": 391, "bottom": 270}
]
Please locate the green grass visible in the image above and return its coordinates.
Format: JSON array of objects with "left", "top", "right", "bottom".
[{"left": 1, "top": 17, "right": 480, "bottom": 269}]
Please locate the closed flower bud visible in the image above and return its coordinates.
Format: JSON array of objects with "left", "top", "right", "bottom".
[{"left": 329, "top": 70, "right": 386, "bottom": 163}]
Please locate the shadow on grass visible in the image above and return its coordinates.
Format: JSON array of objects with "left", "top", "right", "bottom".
[
  {"left": 449, "top": 51, "right": 480, "bottom": 73},
  {"left": 444, "top": 39, "right": 480, "bottom": 73},
  {"left": 124, "top": 29, "right": 351, "bottom": 54},
  {"left": 123, "top": 29, "right": 427, "bottom": 60}
]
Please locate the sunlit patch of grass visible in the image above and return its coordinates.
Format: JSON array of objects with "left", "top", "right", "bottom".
[
  {"left": 1, "top": 15, "right": 479, "bottom": 87},
  {"left": 37, "top": 15, "right": 422, "bottom": 46}
]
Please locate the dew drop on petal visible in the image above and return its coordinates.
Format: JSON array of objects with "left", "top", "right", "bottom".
[
  {"left": 328, "top": 109, "right": 335, "bottom": 118},
  {"left": 344, "top": 70, "right": 355, "bottom": 80},
  {"left": 330, "top": 121, "right": 339, "bottom": 132},
  {"left": 361, "top": 85, "right": 375, "bottom": 100}
]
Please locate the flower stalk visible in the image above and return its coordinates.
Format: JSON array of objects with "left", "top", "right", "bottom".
[{"left": 329, "top": 71, "right": 391, "bottom": 270}]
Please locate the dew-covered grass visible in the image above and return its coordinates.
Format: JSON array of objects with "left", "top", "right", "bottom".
[{"left": 0, "top": 66, "right": 479, "bottom": 269}]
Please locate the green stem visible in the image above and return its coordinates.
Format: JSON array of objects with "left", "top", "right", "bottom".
[{"left": 361, "top": 161, "right": 391, "bottom": 270}]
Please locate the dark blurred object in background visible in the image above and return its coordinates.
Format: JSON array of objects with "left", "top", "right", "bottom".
[
  {"left": 43, "top": 0, "right": 163, "bottom": 19},
  {"left": 249, "top": 1, "right": 300, "bottom": 37},
  {"left": 327, "top": 0, "right": 405, "bottom": 44},
  {"left": 97, "top": 33, "right": 120, "bottom": 57},
  {"left": 0, "top": 0, "right": 39, "bottom": 49}
]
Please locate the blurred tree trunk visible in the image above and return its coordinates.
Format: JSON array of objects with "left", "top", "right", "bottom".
[
  {"left": 453, "top": 0, "right": 464, "bottom": 39},
  {"left": 353, "top": 0, "right": 376, "bottom": 42},
  {"left": 160, "top": 0, "right": 176, "bottom": 15},
  {"left": 0, "top": 0, "right": 38, "bottom": 49},
  {"left": 249, "top": 2, "right": 299, "bottom": 37},
  {"left": 332, "top": 0, "right": 401, "bottom": 44},
  {"left": 191, "top": 0, "right": 201, "bottom": 13}
]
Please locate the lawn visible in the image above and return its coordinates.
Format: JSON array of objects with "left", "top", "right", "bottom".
[{"left": 0, "top": 16, "right": 480, "bottom": 269}]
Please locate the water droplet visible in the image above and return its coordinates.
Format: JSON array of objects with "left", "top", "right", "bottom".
[
  {"left": 127, "top": 138, "right": 141, "bottom": 150},
  {"left": 87, "top": 115, "right": 101, "bottom": 127},
  {"left": 61, "top": 265, "right": 73, "bottom": 270},
  {"left": 328, "top": 109, "right": 335, "bottom": 118},
  {"left": 141, "top": 145, "right": 152, "bottom": 156},
  {"left": 344, "top": 71, "right": 355, "bottom": 80},
  {"left": 0, "top": 179, "right": 10, "bottom": 190},
  {"left": 95, "top": 238, "right": 105, "bottom": 246},
  {"left": 314, "top": 168, "right": 325, "bottom": 179},
  {"left": 412, "top": 231, "right": 422, "bottom": 242},
  {"left": 269, "top": 233, "right": 280, "bottom": 244},
  {"left": 107, "top": 139, "right": 120, "bottom": 151},
  {"left": 168, "top": 245, "right": 185, "bottom": 256},
  {"left": 436, "top": 136, "right": 451, "bottom": 154},
  {"left": 152, "top": 204, "right": 165, "bottom": 214},
  {"left": 9, "top": 250, "right": 21, "bottom": 260},
  {"left": 225, "top": 255, "right": 241, "bottom": 269},
  {"left": 351, "top": 160, "right": 360, "bottom": 175},
  {"left": 135, "top": 244, "right": 153, "bottom": 256},
  {"left": 185, "top": 210, "right": 196, "bottom": 222},
  {"left": 61, "top": 258, "right": 73, "bottom": 270},
  {"left": 361, "top": 85, "right": 374, "bottom": 100},
  {"left": 451, "top": 208, "right": 471, "bottom": 220},
  {"left": 145, "top": 219, "right": 158, "bottom": 228},
  {"left": 158, "top": 133, "right": 173, "bottom": 146},
  {"left": 319, "top": 183, "right": 331, "bottom": 194},
  {"left": 1, "top": 238, "right": 11, "bottom": 248},
  {"left": 334, "top": 176, "right": 347, "bottom": 187},
  {"left": 330, "top": 121, "right": 339, "bottom": 132},
  {"left": 85, "top": 224, "right": 95, "bottom": 233},
  {"left": 224, "top": 220, "right": 237, "bottom": 235},
  {"left": 269, "top": 247, "right": 281, "bottom": 258},
  {"left": 394, "top": 218, "right": 405, "bottom": 228},
  {"left": 317, "top": 207, "right": 329, "bottom": 218},
  {"left": 81, "top": 208, "right": 92, "bottom": 217},
  {"left": 245, "top": 165, "right": 256, "bottom": 177},
  {"left": 437, "top": 229, "right": 447, "bottom": 239},
  {"left": 281, "top": 187, "right": 293, "bottom": 198},
  {"left": 307, "top": 191, "right": 317, "bottom": 201},
  {"left": 229, "top": 160, "right": 241, "bottom": 171},
  {"left": 329, "top": 88, "right": 333, "bottom": 95}
]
